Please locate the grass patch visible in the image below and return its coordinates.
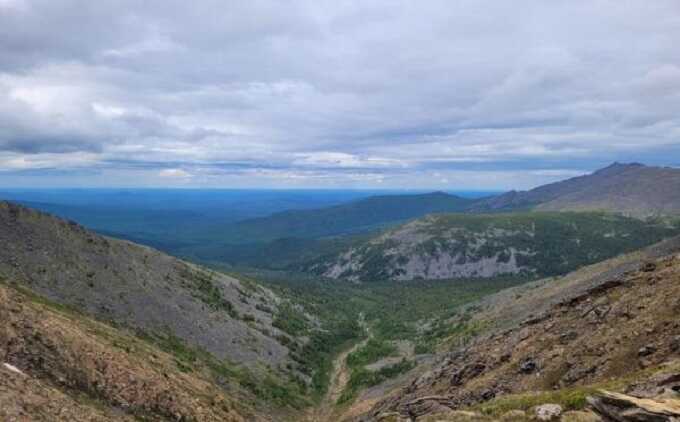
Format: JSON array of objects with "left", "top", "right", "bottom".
[
  {"left": 473, "top": 387, "right": 598, "bottom": 417},
  {"left": 346, "top": 338, "right": 397, "bottom": 368}
]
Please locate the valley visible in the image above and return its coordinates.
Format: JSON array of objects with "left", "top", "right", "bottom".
[
  {"left": 4, "top": 0, "right": 680, "bottom": 420},
  {"left": 2, "top": 163, "right": 680, "bottom": 421}
]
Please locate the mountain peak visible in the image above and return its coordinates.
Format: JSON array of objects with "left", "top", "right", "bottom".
[{"left": 595, "top": 162, "right": 646, "bottom": 175}]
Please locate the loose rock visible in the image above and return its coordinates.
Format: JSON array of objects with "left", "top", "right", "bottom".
[{"left": 533, "top": 403, "right": 562, "bottom": 421}]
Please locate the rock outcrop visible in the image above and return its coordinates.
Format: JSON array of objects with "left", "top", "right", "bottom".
[{"left": 587, "top": 390, "right": 680, "bottom": 421}]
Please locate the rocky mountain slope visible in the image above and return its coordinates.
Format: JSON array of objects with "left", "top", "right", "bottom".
[
  {"left": 0, "top": 202, "right": 312, "bottom": 394},
  {"left": 0, "top": 280, "right": 261, "bottom": 421},
  {"left": 309, "top": 212, "right": 679, "bottom": 281},
  {"left": 360, "top": 236, "right": 680, "bottom": 421},
  {"left": 473, "top": 163, "right": 680, "bottom": 217},
  {"left": 0, "top": 202, "right": 334, "bottom": 420}
]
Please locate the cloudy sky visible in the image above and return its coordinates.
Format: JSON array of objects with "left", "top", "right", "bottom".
[{"left": 1, "top": 1, "right": 680, "bottom": 189}]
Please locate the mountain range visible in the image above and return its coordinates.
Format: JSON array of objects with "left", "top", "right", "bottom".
[{"left": 220, "top": 163, "right": 680, "bottom": 271}]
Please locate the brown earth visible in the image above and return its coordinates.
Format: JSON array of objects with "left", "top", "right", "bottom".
[{"left": 0, "top": 280, "right": 263, "bottom": 421}]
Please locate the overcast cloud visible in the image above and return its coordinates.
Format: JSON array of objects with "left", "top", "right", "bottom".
[{"left": 1, "top": 0, "right": 679, "bottom": 189}]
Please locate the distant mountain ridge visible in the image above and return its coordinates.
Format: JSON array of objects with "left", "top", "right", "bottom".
[
  {"left": 224, "top": 191, "right": 475, "bottom": 243},
  {"left": 472, "top": 162, "right": 680, "bottom": 217}
]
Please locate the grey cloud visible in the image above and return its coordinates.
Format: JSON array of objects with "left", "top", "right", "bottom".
[{"left": 1, "top": 0, "right": 680, "bottom": 187}]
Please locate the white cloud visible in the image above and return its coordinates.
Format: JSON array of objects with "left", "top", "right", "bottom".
[{"left": 158, "top": 168, "right": 192, "bottom": 178}]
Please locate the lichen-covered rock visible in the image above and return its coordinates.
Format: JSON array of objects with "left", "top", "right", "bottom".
[{"left": 532, "top": 404, "right": 562, "bottom": 421}]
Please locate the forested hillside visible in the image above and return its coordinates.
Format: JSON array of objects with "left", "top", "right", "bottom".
[{"left": 306, "top": 212, "right": 680, "bottom": 281}]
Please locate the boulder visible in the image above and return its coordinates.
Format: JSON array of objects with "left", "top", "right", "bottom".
[
  {"left": 670, "top": 336, "right": 680, "bottom": 352},
  {"left": 519, "top": 357, "right": 538, "bottom": 374},
  {"left": 640, "top": 262, "right": 657, "bottom": 272},
  {"left": 638, "top": 345, "right": 657, "bottom": 357},
  {"left": 532, "top": 403, "right": 562, "bottom": 421}
]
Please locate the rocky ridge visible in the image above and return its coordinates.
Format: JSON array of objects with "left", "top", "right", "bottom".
[{"left": 472, "top": 163, "right": 680, "bottom": 218}]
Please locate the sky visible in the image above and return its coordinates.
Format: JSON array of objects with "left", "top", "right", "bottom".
[{"left": 1, "top": 1, "right": 680, "bottom": 190}]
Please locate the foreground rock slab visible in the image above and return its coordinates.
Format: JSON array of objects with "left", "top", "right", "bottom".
[{"left": 587, "top": 390, "right": 680, "bottom": 421}]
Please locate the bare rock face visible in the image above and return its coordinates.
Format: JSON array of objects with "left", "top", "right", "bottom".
[{"left": 587, "top": 390, "right": 680, "bottom": 422}]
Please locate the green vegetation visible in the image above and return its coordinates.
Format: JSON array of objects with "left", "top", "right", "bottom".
[
  {"left": 231, "top": 270, "right": 526, "bottom": 403},
  {"left": 338, "top": 359, "right": 416, "bottom": 404},
  {"left": 473, "top": 387, "right": 598, "bottom": 416},
  {"left": 272, "top": 302, "right": 309, "bottom": 337},
  {"left": 346, "top": 338, "right": 397, "bottom": 367},
  {"left": 295, "top": 319, "right": 361, "bottom": 399},
  {"left": 338, "top": 337, "right": 414, "bottom": 405},
  {"left": 182, "top": 268, "right": 239, "bottom": 318},
  {"left": 415, "top": 316, "right": 488, "bottom": 354}
]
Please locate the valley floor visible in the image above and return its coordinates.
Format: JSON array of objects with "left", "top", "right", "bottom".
[{"left": 306, "top": 324, "right": 371, "bottom": 422}]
